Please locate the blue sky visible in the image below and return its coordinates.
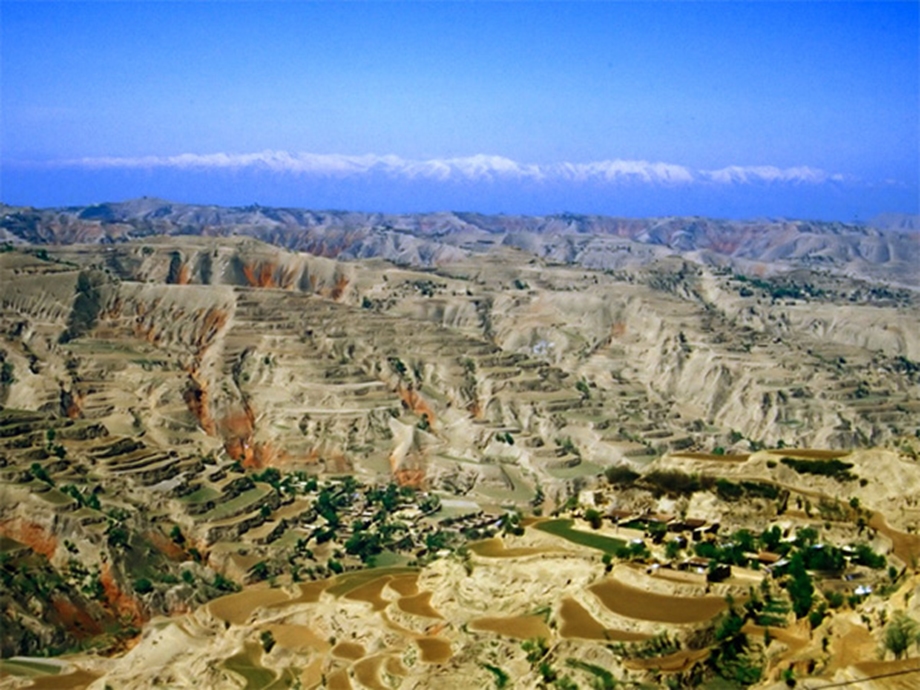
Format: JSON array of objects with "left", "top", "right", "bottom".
[{"left": 2, "top": 1, "right": 917, "bottom": 220}]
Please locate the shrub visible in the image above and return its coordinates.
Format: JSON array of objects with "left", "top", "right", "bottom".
[
  {"left": 584, "top": 508, "right": 603, "bottom": 530},
  {"left": 882, "top": 612, "right": 920, "bottom": 660},
  {"left": 643, "top": 469, "right": 713, "bottom": 496},
  {"left": 780, "top": 457, "right": 856, "bottom": 481},
  {"left": 133, "top": 577, "right": 153, "bottom": 594},
  {"left": 604, "top": 465, "right": 639, "bottom": 486},
  {"left": 260, "top": 629, "right": 276, "bottom": 654}
]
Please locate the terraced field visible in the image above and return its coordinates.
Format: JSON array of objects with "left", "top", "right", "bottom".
[{"left": 1, "top": 233, "right": 919, "bottom": 687}]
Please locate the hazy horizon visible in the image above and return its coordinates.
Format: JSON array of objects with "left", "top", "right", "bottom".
[{"left": 3, "top": 2, "right": 917, "bottom": 220}]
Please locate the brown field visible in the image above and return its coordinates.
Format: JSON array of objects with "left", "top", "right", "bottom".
[
  {"left": 264, "top": 623, "right": 329, "bottom": 653},
  {"left": 331, "top": 641, "right": 365, "bottom": 660},
  {"left": 353, "top": 656, "right": 388, "bottom": 690},
  {"left": 589, "top": 578, "right": 727, "bottom": 624},
  {"left": 387, "top": 573, "right": 419, "bottom": 597},
  {"left": 299, "top": 659, "right": 324, "bottom": 690},
  {"left": 397, "top": 591, "right": 443, "bottom": 619},
  {"left": 470, "top": 615, "right": 552, "bottom": 640},
  {"left": 671, "top": 452, "right": 750, "bottom": 462},
  {"left": 326, "top": 668, "right": 353, "bottom": 690},
  {"left": 343, "top": 575, "right": 391, "bottom": 611},
  {"left": 766, "top": 449, "right": 851, "bottom": 459},
  {"left": 558, "top": 597, "right": 650, "bottom": 641},
  {"left": 20, "top": 670, "right": 100, "bottom": 689},
  {"left": 385, "top": 656, "right": 409, "bottom": 677},
  {"left": 278, "top": 580, "right": 328, "bottom": 606},
  {"left": 208, "top": 587, "right": 291, "bottom": 625},
  {"left": 415, "top": 637, "right": 452, "bottom": 663},
  {"left": 468, "top": 537, "right": 558, "bottom": 558}
]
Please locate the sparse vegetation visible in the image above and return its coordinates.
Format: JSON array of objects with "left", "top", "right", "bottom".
[{"left": 780, "top": 457, "right": 857, "bottom": 481}]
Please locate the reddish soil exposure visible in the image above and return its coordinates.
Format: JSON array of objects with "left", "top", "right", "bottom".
[
  {"left": 183, "top": 372, "right": 216, "bottom": 436},
  {"left": 100, "top": 563, "right": 145, "bottom": 626},
  {"left": 394, "top": 468, "right": 425, "bottom": 488},
  {"left": 61, "top": 386, "right": 84, "bottom": 419},
  {"left": 242, "top": 260, "right": 297, "bottom": 289},
  {"left": 168, "top": 261, "right": 191, "bottom": 285},
  {"left": 146, "top": 530, "right": 189, "bottom": 562},
  {"left": 193, "top": 307, "right": 229, "bottom": 356},
  {"left": 0, "top": 519, "right": 58, "bottom": 558},
  {"left": 397, "top": 386, "right": 436, "bottom": 430},
  {"left": 220, "top": 404, "right": 257, "bottom": 464},
  {"left": 330, "top": 273, "right": 350, "bottom": 301},
  {"left": 52, "top": 596, "right": 104, "bottom": 636}
]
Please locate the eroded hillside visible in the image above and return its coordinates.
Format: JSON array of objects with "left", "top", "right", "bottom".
[{"left": 0, "top": 221, "right": 918, "bottom": 688}]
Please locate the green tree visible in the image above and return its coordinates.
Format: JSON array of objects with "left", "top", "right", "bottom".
[
  {"left": 260, "top": 629, "right": 276, "bottom": 653},
  {"left": 882, "top": 611, "right": 920, "bottom": 660},
  {"left": 249, "top": 561, "right": 270, "bottom": 581},
  {"left": 584, "top": 508, "right": 603, "bottom": 530},
  {"left": 785, "top": 553, "right": 815, "bottom": 618},
  {"left": 133, "top": 577, "right": 154, "bottom": 594}
]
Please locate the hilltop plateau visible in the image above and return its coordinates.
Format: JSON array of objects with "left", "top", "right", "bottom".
[{"left": 0, "top": 201, "right": 918, "bottom": 689}]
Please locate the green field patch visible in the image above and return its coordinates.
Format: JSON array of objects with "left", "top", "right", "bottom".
[
  {"left": 325, "top": 566, "right": 417, "bottom": 598},
  {"left": 370, "top": 549, "right": 409, "bottom": 568},
  {"left": 199, "top": 484, "right": 272, "bottom": 521},
  {"left": 0, "top": 535, "right": 27, "bottom": 553},
  {"left": 0, "top": 658, "right": 63, "bottom": 677},
  {"left": 35, "top": 488, "right": 79, "bottom": 506},
  {"left": 532, "top": 519, "right": 625, "bottom": 553},
  {"left": 223, "top": 643, "right": 276, "bottom": 690}
]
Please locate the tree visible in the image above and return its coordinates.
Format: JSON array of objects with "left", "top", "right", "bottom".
[
  {"left": 260, "top": 629, "right": 276, "bottom": 654},
  {"left": 584, "top": 508, "right": 603, "bottom": 530},
  {"left": 785, "top": 553, "right": 815, "bottom": 618},
  {"left": 665, "top": 539, "right": 683, "bottom": 560},
  {"left": 249, "top": 561, "right": 270, "bottom": 581},
  {"left": 133, "top": 577, "right": 153, "bottom": 594},
  {"left": 882, "top": 612, "right": 920, "bottom": 660}
]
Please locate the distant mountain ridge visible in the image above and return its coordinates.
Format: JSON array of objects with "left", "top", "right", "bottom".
[{"left": 2, "top": 199, "right": 917, "bottom": 286}]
